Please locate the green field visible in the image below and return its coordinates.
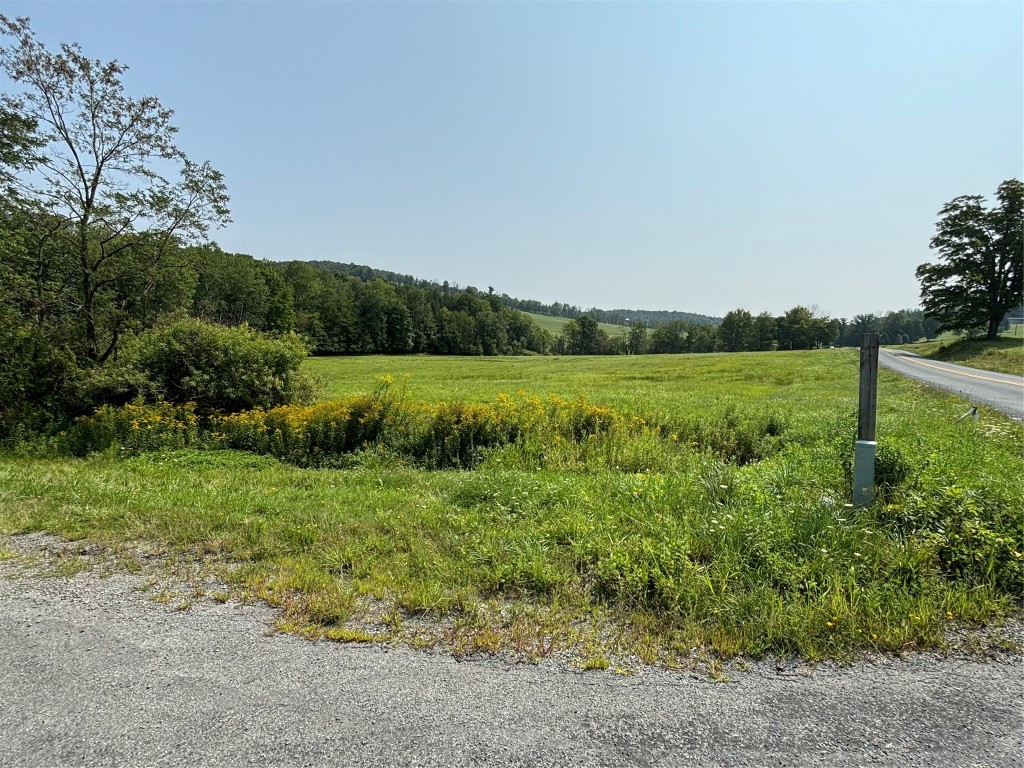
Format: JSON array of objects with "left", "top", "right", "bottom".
[
  {"left": 2, "top": 350, "right": 1021, "bottom": 669},
  {"left": 525, "top": 312, "right": 630, "bottom": 338}
]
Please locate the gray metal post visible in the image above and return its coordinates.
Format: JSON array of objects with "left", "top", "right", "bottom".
[{"left": 853, "top": 333, "right": 879, "bottom": 506}]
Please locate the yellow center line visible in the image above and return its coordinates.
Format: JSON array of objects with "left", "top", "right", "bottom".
[{"left": 884, "top": 353, "right": 1024, "bottom": 387}]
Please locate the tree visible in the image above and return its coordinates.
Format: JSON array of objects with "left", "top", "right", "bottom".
[
  {"left": 753, "top": 312, "right": 778, "bottom": 351},
  {"left": 0, "top": 104, "right": 40, "bottom": 195},
  {"left": 718, "top": 309, "right": 755, "bottom": 352},
  {"left": 916, "top": 179, "right": 1023, "bottom": 340},
  {"left": 776, "top": 306, "right": 835, "bottom": 350},
  {"left": 0, "top": 16, "right": 229, "bottom": 362},
  {"left": 190, "top": 246, "right": 264, "bottom": 328},
  {"left": 562, "top": 314, "right": 601, "bottom": 354},
  {"left": 648, "top": 321, "right": 687, "bottom": 354},
  {"left": 684, "top": 323, "right": 719, "bottom": 353},
  {"left": 776, "top": 306, "right": 813, "bottom": 350},
  {"left": 625, "top": 322, "right": 648, "bottom": 355}
]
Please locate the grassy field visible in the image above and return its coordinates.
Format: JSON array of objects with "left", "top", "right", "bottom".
[
  {"left": 305, "top": 351, "right": 853, "bottom": 406},
  {"left": 525, "top": 312, "right": 629, "bottom": 338},
  {"left": 2, "top": 350, "right": 1021, "bottom": 670}
]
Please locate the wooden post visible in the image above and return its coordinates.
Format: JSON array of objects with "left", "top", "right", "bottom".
[
  {"left": 858, "top": 334, "right": 879, "bottom": 441},
  {"left": 853, "top": 333, "right": 879, "bottom": 506}
]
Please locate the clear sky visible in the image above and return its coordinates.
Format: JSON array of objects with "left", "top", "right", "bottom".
[{"left": 2, "top": 1, "right": 1021, "bottom": 319}]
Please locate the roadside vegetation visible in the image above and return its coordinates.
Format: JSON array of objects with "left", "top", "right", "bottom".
[
  {"left": 893, "top": 330, "right": 1023, "bottom": 377},
  {"left": 2, "top": 351, "right": 1021, "bottom": 669},
  {"left": 1, "top": 18, "right": 1021, "bottom": 673}
]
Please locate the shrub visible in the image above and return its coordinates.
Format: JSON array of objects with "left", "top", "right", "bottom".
[
  {"left": 57, "top": 402, "right": 204, "bottom": 456},
  {"left": 123, "top": 318, "right": 317, "bottom": 413},
  {"left": 0, "top": 321, "right": 82, "bottom": 442},
  {"left": 418, "top": 401, "right": 522, "bottom": 469},
  {"left": 59, "top": 384, "right": 797, "bottom": 477},
  {"left": 214, "top": 396, "right": 397, "bottom": 464}
]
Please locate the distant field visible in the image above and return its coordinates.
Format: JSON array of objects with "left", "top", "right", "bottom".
[
  {"left": 525, "top": 312, "right": 629, "bottom": 338},
  {"left": 307, "top": 350, "right": 857, "bottom": 408},
  {"left": 3, "top": 350, "right": 1021, "bottom": 669}
]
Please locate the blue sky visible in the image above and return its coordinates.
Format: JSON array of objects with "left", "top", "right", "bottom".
[{"left": 3, "top": 1, "right": 1021, "bottom": 319}]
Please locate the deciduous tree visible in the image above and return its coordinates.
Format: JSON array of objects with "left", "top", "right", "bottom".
[
  {"left": 719, "top": 309, "right": 755, "bottom": 352},
  {"left": 916, "top": 179, "right": 1023, "bottom": 340},
  {"left": 0, "top": 15, "right": 230, "bottom": 362}
]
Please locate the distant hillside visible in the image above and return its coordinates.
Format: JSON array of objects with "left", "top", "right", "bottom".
[
  {"left": 306, "top": 261, "right": 436, "bottom": 289},
  {"left": 604, "top": 309, "right": 722, "bottom": 327},
  {"left": 303, "top": 261, "right": 720, "bottom": 327},
  {"left": 525, "top": 312, "right": 629, "bottom": 338}
]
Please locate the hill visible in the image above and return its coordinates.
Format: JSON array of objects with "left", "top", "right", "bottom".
[
  {"left": 302, "top": 260, "right": 720, "bottom": 327},
  {"left": 524, "top": 312, "right": 629, "bottom": 338}
]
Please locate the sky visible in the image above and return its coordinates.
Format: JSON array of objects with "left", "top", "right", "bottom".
[{"left": 2, "top": 1, "right": 1021, "bottom": 319}]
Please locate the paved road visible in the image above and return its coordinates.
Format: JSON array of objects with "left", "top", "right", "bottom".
[
  {"left": 1, "top": 548, "right": 1021, "bottom": 768},
  {"left": 879, "top": 349, "right": 1024, "bottom": 421}
]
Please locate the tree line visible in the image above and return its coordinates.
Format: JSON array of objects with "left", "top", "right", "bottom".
[
  {"left": 190, "top": 248, "right": 552, "bottom": 356},
  {"left": 4, "top": 16, "right": 1017, "bottom": 441},
  {"left": 548, "top": 306, "right": 940, "bottom": 356},
  {"left": 304, "top": 259, "right": 723, "bottom": 329}
]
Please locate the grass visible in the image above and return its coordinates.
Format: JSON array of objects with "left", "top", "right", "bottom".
[
  {"left": 305, "top": 350, "right": 851, "bottom": 406},
  {"left": 524, "top": 312, "right": 630, "bottom": 338},
  {"left": 2, "top": 350, "right": 1022, "bottom": 668},
  {"left": 894, "top": 336, "right": 1023, "bottom": 376}
]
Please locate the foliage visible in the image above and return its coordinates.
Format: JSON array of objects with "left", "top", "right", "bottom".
[
  {"left": 917, "top": 179, "right": 1023, "bottom": 340},
  {"left": 877, "top": 484, "right": 1023, "bottom": 594},
  {"left": 833, "top": 309, "right": 940, "bottom": 347},
  {"left": 554, "top": 315, "right": 609, "bottom": 354},
  {"left": 189, "top": 244, "right": 295, "bottom": 333},
  {"left": 907, "top": 337, "right": 1023, "bottom": 377},
  {"left": 123, "top": 318, "right": 316, "bottom": 414},
  {"left": 59, "top": 378, "right": 791, "bottom": 473},
  {"left": 719, "top": 309, "right": 755, "bottom": 352},
  {"left": 0, "top": 15, "right": 230, "bottom": 364},
  {"left": 777, "top": 306, "right": 836, "bottom": 350},
  {"left": 55, "top": 402, "right": 204, "bottom": 456},
  {"left": 4, "top": 351, "right": 1022, "bottom": 665}
]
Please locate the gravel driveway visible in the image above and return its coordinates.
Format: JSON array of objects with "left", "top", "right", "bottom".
[{"left": 2, "top": 536, "right": 1021, "bottom": 767}]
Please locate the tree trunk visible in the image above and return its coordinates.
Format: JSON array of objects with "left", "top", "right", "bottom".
[{"left": 80, "top": 248, "right": 98, "bottom": 361}]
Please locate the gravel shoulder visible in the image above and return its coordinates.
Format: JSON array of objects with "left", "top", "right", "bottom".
[{"left": 2, "top": 534, "right": 1022, "bottom": 767}]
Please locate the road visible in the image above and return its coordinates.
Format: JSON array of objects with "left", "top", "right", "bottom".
[
  {"left": 1, "top": 542, "right": 1021, "bottom": 768},
  {"left": 879, "top": 349, "right": 1024, "bottom": 421}
]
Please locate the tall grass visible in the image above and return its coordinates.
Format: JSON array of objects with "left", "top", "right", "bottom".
[{"left": 2, "top": 350, "right": 1021, "bottom": 665}]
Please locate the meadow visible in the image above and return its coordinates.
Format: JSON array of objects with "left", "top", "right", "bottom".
[
  {"left": 1, "top": 350, "right": 1021, "bottom": 670},
  {"left": 524, "top": 312, "right": 629, "bottom": 338}
]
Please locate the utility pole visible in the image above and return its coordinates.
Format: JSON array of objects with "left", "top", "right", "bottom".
[{"left": 853, "top": 333, "right": 879, "bottom": 506}]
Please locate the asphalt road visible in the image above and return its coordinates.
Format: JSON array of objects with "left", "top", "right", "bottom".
[
  {"left": 879, "top": 349, "right": 1024, "bottom": 421},
  {"left": 1, "top": 542, "right": 1022, "bottom": 768}
]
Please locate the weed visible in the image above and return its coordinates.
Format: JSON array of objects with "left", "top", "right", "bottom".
[{"left": 2, "top": 349, "right": 1021, "bottom": 666}]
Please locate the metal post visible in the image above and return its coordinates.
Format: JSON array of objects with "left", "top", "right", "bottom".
[{"left": 853, "top": 333, "right": 879, "bottom": 506}]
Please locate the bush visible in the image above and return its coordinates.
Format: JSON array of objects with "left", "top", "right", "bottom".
[
  {"left": 0, "top": 320, "right": 82, "bottom": 442},
  {"left": 56, "top": 402, "right": 205, "bottom": 456},
  {"left": 123, "top": 318, "right": 317, "bottom": 413}
]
